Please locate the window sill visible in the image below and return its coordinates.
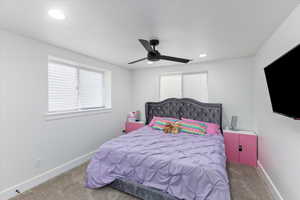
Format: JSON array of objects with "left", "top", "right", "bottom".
[{"left": 45, "top": 107, "right": 112, "bottom": 121}]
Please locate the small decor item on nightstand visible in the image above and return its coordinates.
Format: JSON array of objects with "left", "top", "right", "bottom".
[
  {"left": 127, "top": 111, "right": 141, "bottom": 122},
  {"left": 135, "top": 110, "right": 141, "bottom": 121},
  {"left": 127, "top": 112, "right": 136, "bottom": 122},
  {"left": 230, "top": 116, "right": 238, "bottom": 130}
]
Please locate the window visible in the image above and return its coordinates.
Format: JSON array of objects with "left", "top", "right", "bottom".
[
  {"left": 182, "top": 73, "right": 208, "bottom": 101},
  {"left": 48, "top": 58, "right": 111, "bottom": 114},
  {"left": 160, "top": 72, "right": 208, "bottom": 102},
  {"left": 48, "top": 61, "right": 78, "bottom": 112},
  {"left": 79, "top": 69, "right": 104, "bottom": 109},
  {"left": 160, "top": 74, "right": 182, "bottom": 100}
]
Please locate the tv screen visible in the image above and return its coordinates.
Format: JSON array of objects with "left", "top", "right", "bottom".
[{"left": 264, "top": 44, "right": 300, "bottom": 119}]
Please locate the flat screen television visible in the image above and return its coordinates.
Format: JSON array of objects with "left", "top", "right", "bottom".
[{"left": 264, "top": 44, "right": 300, "bottom": 119}]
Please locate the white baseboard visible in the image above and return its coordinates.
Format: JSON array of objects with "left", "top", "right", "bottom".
[
  {"left": 0, "top": 150, "right": 97, "bottom": 200},
  {"left": 257, "top": 161, "right": 284, "bottom": 200}
]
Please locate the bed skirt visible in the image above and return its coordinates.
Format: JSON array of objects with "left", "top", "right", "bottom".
[{"left": 109, "top": 178, "right": 179, "bottom": 200}]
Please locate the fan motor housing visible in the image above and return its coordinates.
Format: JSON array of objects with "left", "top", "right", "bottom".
[
  {"left": 148, "top": 50, "right": 160, "bottom": 61},
  {"left": 148, "top": 40, "right": 160, "bottom": 61}
]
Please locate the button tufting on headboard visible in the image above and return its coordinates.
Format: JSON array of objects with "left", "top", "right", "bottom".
[{"left": 145, "top": 98, "right": 223, "bottom": 134}]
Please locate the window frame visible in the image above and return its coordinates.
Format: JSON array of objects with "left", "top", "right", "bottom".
[
  {"left": 159, "top": 71, "right": 208, "bottom": 102},
  {"left": 46, "top": 56, "right": 112, "bottom": 120}
]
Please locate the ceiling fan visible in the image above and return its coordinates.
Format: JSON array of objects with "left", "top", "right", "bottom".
[{"left": 128, "top": 39, "right": 191, "bottom": 64}]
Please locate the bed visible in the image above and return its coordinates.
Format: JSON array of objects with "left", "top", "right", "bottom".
[{"left": 86, "top": 98, "right": 230, "bottom": 200}]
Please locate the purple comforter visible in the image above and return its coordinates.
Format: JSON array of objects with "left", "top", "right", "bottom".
[{"left": 86, "top": 126, "right": 230, "bottom": 200}]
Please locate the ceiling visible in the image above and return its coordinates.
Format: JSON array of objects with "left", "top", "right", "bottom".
[{"left": 0, "top": 0, "right": 298, "bottom": 69}]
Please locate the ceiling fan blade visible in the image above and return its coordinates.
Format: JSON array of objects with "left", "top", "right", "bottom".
[
  {"left": 139, "top": 39, "right": 153, "bottom": 52},
  {"left": 159, "top": 55, "right": 191, "bottom": 63},
  {"left": 128, "top": 57, "right": 147, "bottom": 64}
]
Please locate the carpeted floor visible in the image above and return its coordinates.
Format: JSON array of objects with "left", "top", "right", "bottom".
[{"left": 10, "top": 162, "right": 273, "bottom": 200}]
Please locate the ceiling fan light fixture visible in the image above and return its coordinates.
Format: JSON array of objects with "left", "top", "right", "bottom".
[
  {"left": 199, "top": 53, "right": 207, "bottom": 58},
  {"left": 147, "top": 61, "right": 153, "bottom": 64},
  {"left": 48, "top": 9, "right": 66, "bottom": 20}
]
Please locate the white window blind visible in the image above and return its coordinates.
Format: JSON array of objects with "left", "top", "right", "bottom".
[
  {"left": 48, "top": 60, "right": 106, "bottom": 113},
  {"left": 183, "top": 73, "right": 208, "bottom": 102},
  {"left": 48, "top": 62, "right": 78, "bottom": 112},
  {"left": 160, "top": 74, "right": 182, "bottom": 100},
  {"left": 79, "top": 69, "right": 104, "bottom": 109},
  {"left": 160, "top": 72, "right": 208, "bottom": 102}
]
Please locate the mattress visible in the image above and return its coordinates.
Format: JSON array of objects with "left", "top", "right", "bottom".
[{"left": 86, "top": 126, "right": 230, "bottom": 200}]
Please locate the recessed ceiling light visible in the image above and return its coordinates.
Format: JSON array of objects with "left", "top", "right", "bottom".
[
  {"left": 147, "top": 61, "right": 153, "bottom": 64},
  {"left": 199, "top": 53, "right": 207, "bottom": 58},
  {"left": 48, "top": 9, "right": 66, "bottom": 20}
]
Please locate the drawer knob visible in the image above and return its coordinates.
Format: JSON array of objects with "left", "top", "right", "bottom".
[{"left": 238, "top": 145, "right": 243, "bottom": 152}]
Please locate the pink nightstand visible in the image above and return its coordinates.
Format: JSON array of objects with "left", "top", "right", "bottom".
[
  {"left": 125, "top": 121, "right": 145, "bottom": 133},
  {"left": 224, "top": 130, "right": 257, "bottom": 167}
]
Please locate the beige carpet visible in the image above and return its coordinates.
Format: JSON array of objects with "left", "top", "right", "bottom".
[{"left": 10, "top": 162, "right": 273, "bottom": 200}]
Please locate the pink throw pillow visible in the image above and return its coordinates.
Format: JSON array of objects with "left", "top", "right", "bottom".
[{"left": 181, "top": 118, "right": 221, "bottom": 135}]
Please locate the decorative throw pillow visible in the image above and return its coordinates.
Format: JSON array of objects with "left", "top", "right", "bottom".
[
  {"left": 177, "top": 120, "right": 207, "bottom": 135},
  {"left": 151, "top": 118, "right": 179, "bottom": 131},
  {"left": 149, "top": 116, "right": 179, "bottom": 127},
  {"left": 181, "top": 118, "right": 221, "bottom": 135}
]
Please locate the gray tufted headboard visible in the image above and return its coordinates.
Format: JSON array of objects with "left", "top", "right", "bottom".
[{"left": 145, "top": 98, "right": 223, "bottom": 134}]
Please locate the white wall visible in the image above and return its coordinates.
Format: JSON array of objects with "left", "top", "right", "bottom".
[
  {"left": 253, "top": 5, "right": 300, "bottom": 200},
  {"left": 0, "top": 30, "right": 131, "bottom": 194},
  {"left": 132, "top": 57, "right": 254, "bottom": 130}
]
